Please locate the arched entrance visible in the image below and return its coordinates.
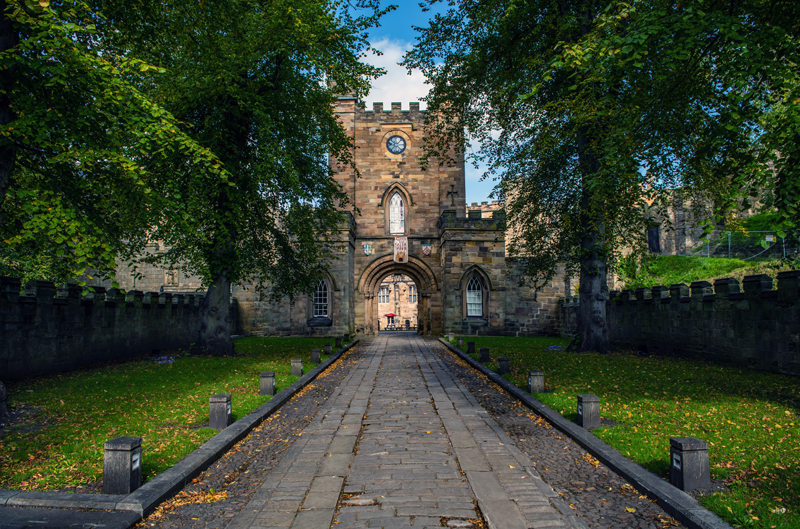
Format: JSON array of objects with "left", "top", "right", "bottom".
[
  {"left": 357, "top": 255, "right": 439, "bottom": 335},
  {"left": 376, "top": 273, "right": 418, "bottom": 332}
]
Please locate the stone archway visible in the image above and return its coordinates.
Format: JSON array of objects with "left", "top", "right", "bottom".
[{"left": 357, "top": 255, "right": 440, "bottom": 335}]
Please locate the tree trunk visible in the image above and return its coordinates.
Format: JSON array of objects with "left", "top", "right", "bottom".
[
  {"left": 196, "top": 272, "right": 235, "bottom": 356},
  {"left": 573, "top": 127, "right": 611, "bottom": 354},
  {"left": 0, "top": 0, "right": 18, "bottom": 213}
]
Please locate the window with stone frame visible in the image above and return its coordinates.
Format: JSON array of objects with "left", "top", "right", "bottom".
[
  {"left": 379, "top": 286, "right": 390, "bottom": 303},
  {"left": 466, "top": 277, "right": 483, "bottom": 317},
  {"left": 408, "top": 284, "right": 418, "bottom": 303},
  {"left": 389, "top": 193, "right": 405, "bottom": 234},
  {"left": 313, "top": 280, "right": 329, "bottom": 318}
]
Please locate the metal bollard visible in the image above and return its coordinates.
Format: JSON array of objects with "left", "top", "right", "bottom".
[
  {"left": 291, "top": 358, "right": 303, "bottom": 377},
  {"left": 670, "top": 437, "right": 711, "bottom": 491},
  {"left": 209, "top": 394, "right": 232, "bottom": 430},
  {"left": 260, "top": 371, "right": 276, "bottom": 396},
  {"left": 311, "top": 348, "right": 321, "bottom": 364},
  {"left": 576, "top": 394, "right": 600, "bottom": 429},
  {"left": 103, "top": 436, "right": 142, "bottom": 494},
  {"left": 479, "top": 347, "right": 490, "bottom": 363},
  {"left": 457, "top": 337, "right": 464, "bottom": 348},
  {"left": 467, "top": 341, "right": 475, "bottom": 355},
  {"left": 497, "top": 357, "right": 510, "bottom": 375},
  {"left": 528, "top": 370, "right": 545, "bottom": 393}
]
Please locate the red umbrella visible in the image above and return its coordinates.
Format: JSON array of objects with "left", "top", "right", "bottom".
[{"left": 384, "top": 313, "right": 397, "bottom": 317}]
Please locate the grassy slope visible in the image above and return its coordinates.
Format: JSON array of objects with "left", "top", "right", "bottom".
[
  {"left": 451, "top": 336, "right": 800, "bottom": 529},
  {"left": 0, "top": 337, "right": 333, "bottom": 489},
  {"left": 620, "top": 255, "right": 794, "bottom": 290}
]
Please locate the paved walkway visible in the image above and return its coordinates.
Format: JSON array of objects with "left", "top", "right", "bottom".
[{"left": 227, "top": 334, "right": 583, "bottom": 529}]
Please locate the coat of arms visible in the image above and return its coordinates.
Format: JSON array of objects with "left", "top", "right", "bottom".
[
  {"left": 422, "top": 243, "right": 431, "bottom": 256},
  {"left": 363, "top": 243, "right": 373, "bottom": 256}
]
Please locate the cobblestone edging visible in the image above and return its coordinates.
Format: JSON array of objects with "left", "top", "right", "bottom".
[
  {"left": 437, "top": 338, "right": 732, "bottom": 529},
  {"left": 0, "top": 340, "right": 360, "bottom": 521}
]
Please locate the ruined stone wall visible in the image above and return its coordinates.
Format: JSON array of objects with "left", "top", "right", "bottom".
[
  {"left": 559, "top": 271, "right": 800, "bottom": 376},
  {"left": 0, "top": 277, "right": 210, "bottom": 381}
]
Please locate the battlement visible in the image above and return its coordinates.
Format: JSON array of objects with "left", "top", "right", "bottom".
[
  {"left": 560, "top": 270, "right": 800, "bottom": 376},
  {"left": 364, "top": 102, "right": 424, "bottom": 114},
  {"left": 0, "top": 276, "right": 213, "bottom": 381},
  {"left": 437, "top": 209, "right": 506, "bottom": 233}
]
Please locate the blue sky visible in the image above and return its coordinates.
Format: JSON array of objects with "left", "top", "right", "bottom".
[{"left": 356, "top": 2, "right": 497, "bottom": 205}]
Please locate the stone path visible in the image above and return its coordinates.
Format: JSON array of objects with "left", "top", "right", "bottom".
[{"left": 227, "top": 333, "right": 582, "bottom": 529}]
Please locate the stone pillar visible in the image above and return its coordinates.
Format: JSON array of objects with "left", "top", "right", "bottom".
[
  {"left": 311, "top": 348, "right": 321, "bottom": 364},
  {"left": 260, "top": 372, "right": 276, "bottom": 396},
  {"left": 479, "top": 347, "right": 490, "bottom": 363},
  {"left": 497, "top": 357, "right": 510, "bottom": 375},
  {"left": 103, "top": 436, "right": 142, "bottom": 494},
  {"left": 335, "top": 336, "right": 343, "bottom": 348},
  {"left": 467, "top": 341, "right": 475, "bottom": 355},
  {"left": 457, "top": 337, "right": 464, "bottom": 348},
  {"left": 577, "top": 394, "right": 600, "bottom": 429},
  {"left": 209, "top": 394, "right": 232, "bottom": 430},
  {"left": 528, "top": 370, "right": 544, "bottom": 393},
  {"left": 324, "top": 343, "right": 333, "bottom": 355},
  {"left": 670, "top": 437, "right": 711, "bottom": 491},
  {"left": 291, "top": 358, "right": 303, "bottom": 377}
]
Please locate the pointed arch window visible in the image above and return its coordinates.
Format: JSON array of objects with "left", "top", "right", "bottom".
[
  {"left": 466, "top": 277, "right": 483, "bottom": 317},
  {"left": 389, "top": 193, "right": 405, "bottom": 234},
  {"left": 313, "top": 280, "right": 328, "bottom": 318}
]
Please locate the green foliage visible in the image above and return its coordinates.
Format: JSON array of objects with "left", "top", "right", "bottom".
[
  {"left": 455, "top": 336, "right": 800, "bottom": 528},
  {"left": 0, "top": 0, "right": 229, "bottom": 282},
  {"left": 406, "top": 0, "right": 800, "bottom": 302},
  {"left": 94, "top": 0, "right": 386, "bottom": 299},
  {"left": 0, "top": 337, "right": 334, "bottom": 489}
]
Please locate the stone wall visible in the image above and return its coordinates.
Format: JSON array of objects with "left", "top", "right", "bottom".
[
  {"left": 438, "top": 210, "right": 563, "bottom": 336},
  {"left": 559, "top": 271, "right": 800, "bottom": 376},
  {"left": 0, "top": 277, "right": 209, "bottom": 381}
]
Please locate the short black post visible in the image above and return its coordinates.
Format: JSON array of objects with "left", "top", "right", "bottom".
[
  {"left": 311, "top": 348, "right": 321, "bottom": 364},
  {"left": 291, "top": 358, "right": 303, "bottom": 377},
  {"left": 209, "top": 394, "right": 232, "bottom": 430},
  {"left": 457, "top": 337, "right": 464, "bottom": 348},
  {"left": 324, "top": 343, "right": 332, "bottom": 355},
  {"left": 577, "top": 394, "right": 600, "bottom": 429},
  {"left": 260, "top": 371, "right": 276, "bottom": 396},
  {"left": 497, "top": 357, "right": 510, "bottom": 375},
  {"left": 528, "top": 370, "right": 545, "bottom": 393},
  {"left": 103, "top": 436, "right": 142, "bottom": 494},
  {"left": 479, "top": 347, "right": 490, "bottom": 363},
  {"left": 467, "top": 341, "right": 475, "bottom": 355},
  {"left": 670, "top": 437, "right": 711, "bottom": 491},
  {"left": 335, "top": 336, "right": 343, "bottom": 348}
]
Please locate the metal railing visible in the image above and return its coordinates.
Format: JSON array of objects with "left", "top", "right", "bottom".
[{"left": 662, "top": 228, "right": 798, "bottom": 260}]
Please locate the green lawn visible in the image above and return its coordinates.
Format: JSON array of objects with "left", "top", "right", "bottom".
[
  {"left": 0, "top": 337, "right": 336, "bottom": 490},
  {"left": 619, "top": 255, "right": 794, "bottom": 291},
  {"left": 450, "top": 336, "right": 799, "bottom": 529}
]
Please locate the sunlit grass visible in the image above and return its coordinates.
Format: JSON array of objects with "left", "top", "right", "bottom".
[
  {"left": 0, "top": 337, "right": 335, "bottom": 490},
  {"left": 450, "top": 336, "right": 800, "bottom": 529}
]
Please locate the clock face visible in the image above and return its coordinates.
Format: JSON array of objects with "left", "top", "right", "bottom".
[{"left": 386, "top": 135, "right": 406, "bottom": 155}]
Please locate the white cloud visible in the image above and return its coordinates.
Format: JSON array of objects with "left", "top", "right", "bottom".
[{"left": 364, "top": 38, "right": 429, "bottom": 110}]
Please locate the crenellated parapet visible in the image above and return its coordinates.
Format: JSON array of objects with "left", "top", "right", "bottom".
[
  {"left": 0, "top": 276, "right": 212, "bottom": 381},
  {"left": 559, "top": 270, "right": 800, "bottom": 375}
]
